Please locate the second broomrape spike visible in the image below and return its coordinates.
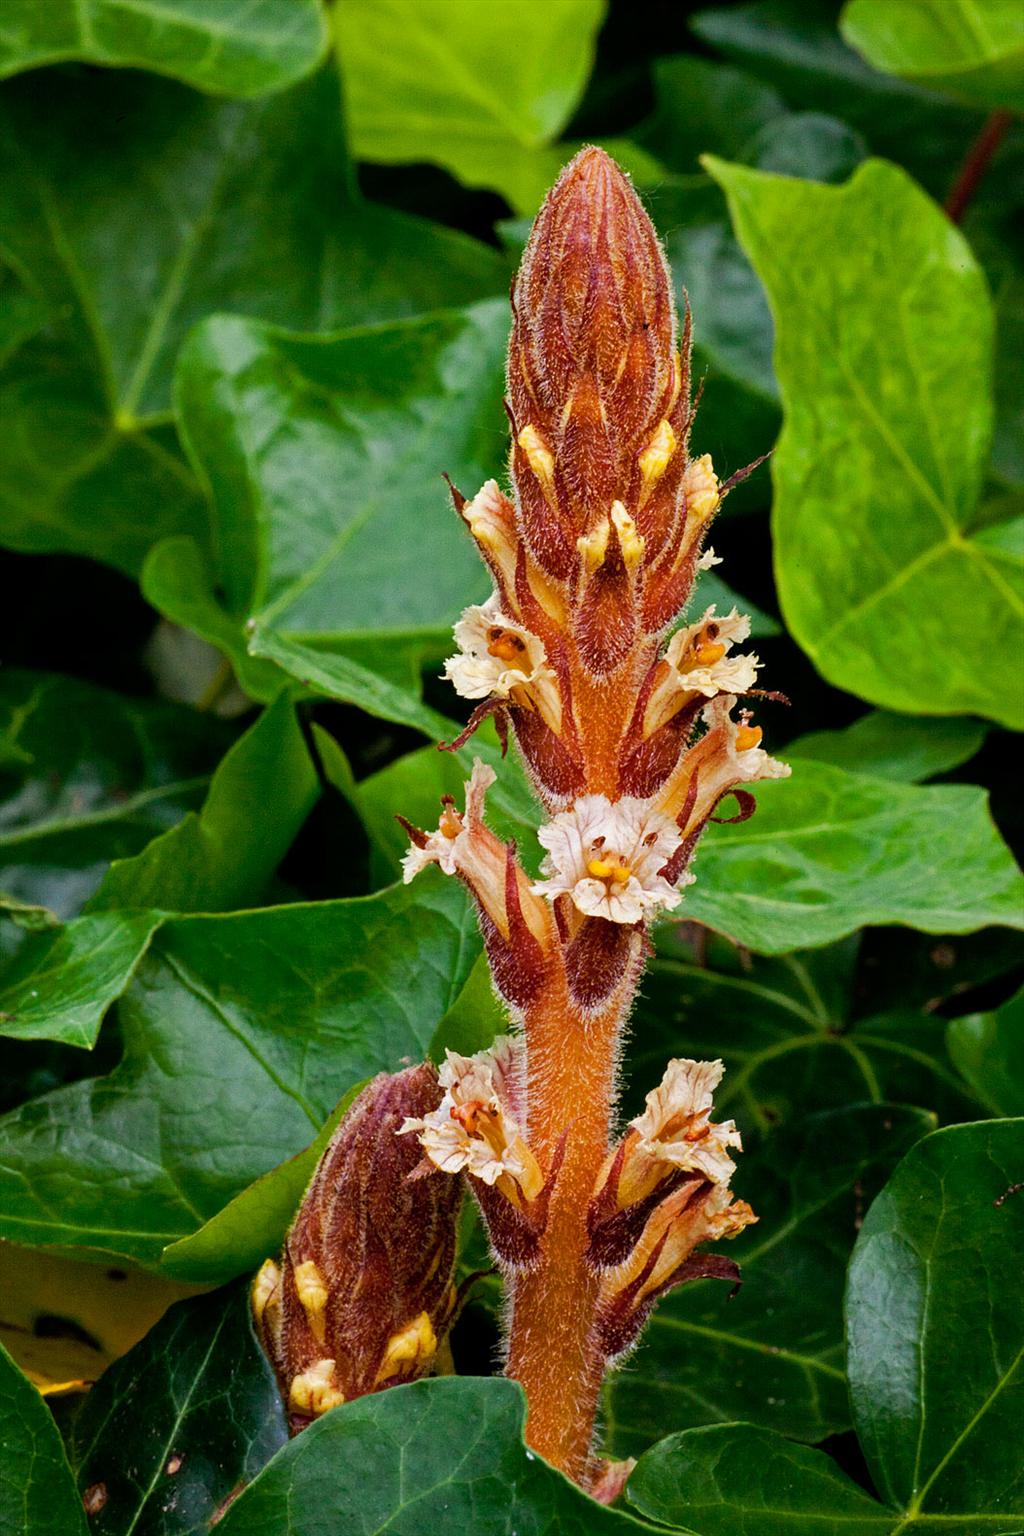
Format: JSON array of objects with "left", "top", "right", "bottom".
[{"left": 252, "top": 1065, "right": 461, "bottom": 1432}]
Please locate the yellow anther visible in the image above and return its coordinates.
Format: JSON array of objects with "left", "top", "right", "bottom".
[
  {"left": 486, "top": 626, "right": 527, "bottom": 665},
  {"left": 376, "top": 1312, "right": 438, "bottom": 1383},
  {"left": 683, "top": 453, "right": 720, "bottom": 523},
  {"left": 517, "top": 424, "right": 555, "bottom": 496},
  {"left": 735, "top": 724, "right": 762, "bottom": 752},
  {"left": 637, "top": 419, "right": 677, "bottom": 507},
  {"left": 577, "top": 517, "right": 610, "bottom": 573},
  {"left": 251, "top": 1259, "right": 280, "bottom": 1325},
  {"left": 289, "top": 1359, "right": 344, "bottom": 1417},
  {"left": 692, "top": 640, "right": 726, "bottom": 667},
  {"left": 610, "top": 501, "right": 645, "bottom": 570},
  {"left": 439, "top": 802, "right": 462, "bottom": 840},
  {"left": 293, "top": 1259, "right": 329, "bottom": 1344},
  {"left": 587, "top": 857, "right": 632, "bottom": 884}
]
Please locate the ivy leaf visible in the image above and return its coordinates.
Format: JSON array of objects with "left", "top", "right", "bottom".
[
  {"left": 686, "top": 760, "right": 1024, "bottom": 953},
  {"left": 604, "top": 1104, "right": 931, "bottom": 1456},
  {"left": 335, "top": 0, "right": 606, "bottom": 213},
  {"left": 691, "top": 0, "right": 1006, "bottom": 206},
  {"left": 788, "top": 710, "right": 987, "bottom": 781},
  {"left": 0, "top": 669, "right": 229, "bottom": 919},
  {"left": 0, "top": 66, "right": 508, "bottom": 575},
  {"left": 0, "top": 1339, "right": 86, "bottom": 1535},
  {"left": 215, "top": 1376, "right": 654, "bottom": 1535},
  {"left": 0, "top": 876, "right": 478, "bottom": 1264},
  {"left": 627, "top": 1423, "right": 893, "bottom": 1534},
  {"left": 632, "top": 939, "right": 985, "bottom": 1140},
  {"left": 707, "top": 157, "right": 1023, "bottom": 730},
  {"left": 841, "top": 0, "right": 1024, "bottom": 113},
  {"left": 167, "top": 300, "right": 508, "bottom": 692},
  {"left": 68, "top": 1284, "right": 287, "bottom": 1535},
  {"left": 847, "top": 1119, "right": 1024, "bottom": 1520},
  {"left": 158, "top": 1084, "right": 363, "bottom": 1285},
  {"left": 0, "top": 696, "right": 319, "bottom": 1048},
  {"left": 85, "top": 692, "right": 318, "bottom": 916},
  {"left": 946, "top": 988, "right": 1024, "bottom": 1116},
  {"left": 0, "top": 0, "right": 327, "bottom": 98}
]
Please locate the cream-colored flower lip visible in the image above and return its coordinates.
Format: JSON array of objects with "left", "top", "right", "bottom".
[
  {"left": 630, "top": 1057, "right": 742, "bottom": 1185},
  {"left": 531, "top": 794, "right": 688, "bottom": 924},
  {"left": 400, "top": 759, "right": 496, "bottom": 884},
  {"left": 399, "top": 1039, "right": 541, "bottom": 1203}
]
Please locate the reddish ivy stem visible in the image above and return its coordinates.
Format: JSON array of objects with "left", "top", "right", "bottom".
[{"left": 945, "top": 109, "right": 1014, "bottom": 224}]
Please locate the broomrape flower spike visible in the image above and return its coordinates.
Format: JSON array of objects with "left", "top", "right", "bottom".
[{"left": 393, "top": 145, "right": 789, "bottom": 1496}]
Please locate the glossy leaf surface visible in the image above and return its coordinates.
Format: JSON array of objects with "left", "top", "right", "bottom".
[{"left": 708, "top": 157, "right": 1023, "bottom": 730}]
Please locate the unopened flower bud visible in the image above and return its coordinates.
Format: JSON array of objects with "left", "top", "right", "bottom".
[{"left": 253, "top": 1066, "right": 461, "bottom": 1432}]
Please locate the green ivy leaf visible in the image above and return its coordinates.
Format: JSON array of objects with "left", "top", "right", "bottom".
[
  {"left": 161, "top": 944, "right": 507, "bottom": 1286},
  {"left": 0, "top": 669, "right": 228, "bottom": 919},
  {"left": 68, "top": 1284, "right": 287, "bottom": 1535},
  {"left": 632, "top": 940, "right": 985, "bottom": 1140},
  {"left": 0, "top": 876, "right": 478, "bottom": 1264},
  {"left": 946, "top": 987, "right": 1024, "bottom": 1115},
  {"left": 168, "top": 300, "right": 509, "bottom": 692},
  {"left": 336, "top": 0, "right": 606, "bottom": 213},
  {"left": 788, "top": 710, "right": 987, "bottom": 781},
  {"left": 707, "top": 157, "right": 1023, "bottom": 729},
  {"left": 604, "top": 1104, "right": 931, "bottom": 1456},
  {"left": 842, "top": 0, "right": 1024, "bottom": 113},
  {"left": 627, "top": 1423, "right": 893, "bottom": 1534},
  {"left": 847, "top": 1119, "right": 1024, "bottom": 1520},
  {"left": 215, "top": 1376, "right": 654, "bottom": 1535},
  {"left": 0, "top": 696, "right": 319, "bottom": 1048},
  {"left": 0, "top": 67, "right": 508, "bottom": 575},
  {"left": 0, "top": 0, "right": 328, "bottom": 98},
  {"left": 0, "top": 1338, "right": 86, "bottom": 1535},
  {"left": 159, "top": 1083, "right": 364, "bottom": 1284},
  {"left": 687, "top": 760, "right": 1024, "bottom": 952},
  {"left": 85, "top": 691, "right": 318, "bottom": 916}
]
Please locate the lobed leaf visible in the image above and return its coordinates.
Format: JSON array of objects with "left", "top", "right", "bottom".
[
  {"left": 214, "top": 1375, "right": 655, "bottom": 1535},
  {"left": 0, "top": 0, "right": 328, "bottom": 98},
  {"left": 707, "top": 156, "right": 1023, "bottom": 731},
  {"left": 0, "top": 1339, "right": 87, "bottom": 1535},
  {"left": 68, "top": 1284, "right": 287, "bottom": 1535},
  {"left": 842, "top": 0, "right": 1024, "bottom": 113},
  {"left": 0, "top": 877, "right": 479, "bottom": 1264},
  {"left": 335, "top": 0, "right": 607, "bottom": 213}
]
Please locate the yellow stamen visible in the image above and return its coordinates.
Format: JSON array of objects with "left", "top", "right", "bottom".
[
  {"left": 486, "top": 627, "right": 528, "bottom": 665},
  {"left": 293, "top": 1259, "right": 329, "bottom": 1344},
  {"left": 692, "top": 640, "right": 726, "bottom": 667},
  {"left": 637, "top": 419, "right": 677, "bottom": 507},
  {"left": 735, "top": 724, "right": 762, "bottom": 752},
  {"left": 376, "top": 1312, "right": 437, "bottom": 1383},
  {"left": 587, "top": 857, "right": 633, "bottom": 884},
  {"left": 439, "top": 806, "right": 462, "bottom": 840},
  {"left": 577, "top": 517, "right": 610, "bottom": 572},
  {"left": 517, "top": 424, "right": 556, "bottom": 497},
  {"left": 289, "top": 1359, "right": 344, "bottom": 1417},
  {"left": 611, "top": 500, "right": 645, "bottom": 570}
]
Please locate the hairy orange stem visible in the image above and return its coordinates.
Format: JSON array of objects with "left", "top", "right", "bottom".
[{"left": 507, "top": 976, "right": 625, "bottom": 1479}]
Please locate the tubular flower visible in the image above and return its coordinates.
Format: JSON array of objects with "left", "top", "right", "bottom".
[
  {"left": 619, "top": 1057, "right": 742, "bottom": 1206},
  {"left": 659, "top": 694, "right": 791, "bottom": 827},
  {"left": 400, "top": 1039, "right": 543, "bottom": 1209},
  {"left": 644, "top": 607, "right": 760, "bottom": 736},
  {"left": 531, "top": 794, "right": 688, "bottom": 924},
  {"left": 444, "top": 595, "right": 561, "bottom": 732}
]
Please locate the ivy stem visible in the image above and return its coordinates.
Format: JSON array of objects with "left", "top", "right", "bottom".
[
  {"left": 944, "top": 109, "right": 1013, "bottom": 224},
  {"left": 506, "top": 973, "right": 626, "bottom": 1480}
]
